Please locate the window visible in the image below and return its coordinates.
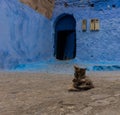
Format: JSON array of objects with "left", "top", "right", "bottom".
[
  {"left": 82, "top": 19, "right": 87, "bottom": 31},
  {"left": 90, "top": 19, "right": 100, "bottom": 31}
]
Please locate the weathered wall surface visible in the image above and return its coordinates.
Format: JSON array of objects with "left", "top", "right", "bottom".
[
  {"left": 0, "top": 0, "right": 53, "bottom": 69},
  {"left": 0, "top": 0, "right": 120, "bottom": 70},
  {"left": 52, "top": 0, "right": 120, "bottom": 65}
]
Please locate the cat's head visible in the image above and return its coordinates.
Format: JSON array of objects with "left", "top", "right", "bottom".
[{"left": 74, "top": 65, "right": 86, "bottom": 76}]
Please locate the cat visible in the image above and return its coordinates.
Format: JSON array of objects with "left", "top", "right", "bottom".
[{"left": 72, "top": 65, "right": 94, "bottom": 90}]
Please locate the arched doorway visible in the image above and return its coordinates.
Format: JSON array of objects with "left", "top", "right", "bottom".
[{"left": 54, "top": 14, "right": 76, "bottom": 60}]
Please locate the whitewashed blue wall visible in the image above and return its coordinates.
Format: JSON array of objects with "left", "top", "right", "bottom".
[
  {"left": 0, "top": 0, "right": 53, "bottom": 69},
  {"left": 0, "top": 0, "right": 120, "bottom": 69},
  {"left": 52, "top": 1, "right": 120, "bottom": 65}
]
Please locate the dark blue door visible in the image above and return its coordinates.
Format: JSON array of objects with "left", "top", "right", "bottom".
[
  {"left": 64, "top": 30, "right": 76, "bottom": 60},
  {"left": 54, "top": 14, "right": 76, "bottom": 60}
]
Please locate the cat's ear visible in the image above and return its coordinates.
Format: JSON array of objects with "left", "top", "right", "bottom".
[{"left": 74, "top": 65, "right": 80, "bottom": 70}]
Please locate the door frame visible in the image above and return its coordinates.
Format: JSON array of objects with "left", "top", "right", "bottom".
[{"left": 54, "top": 14, "right": 76, "bottom": 60}]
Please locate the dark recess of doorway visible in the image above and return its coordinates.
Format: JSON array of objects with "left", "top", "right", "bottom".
[{"left": 56, "top": 30, "right": 76, "bottom": 60}]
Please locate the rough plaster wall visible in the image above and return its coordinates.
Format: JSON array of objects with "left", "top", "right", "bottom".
[
  {"left": 0, "top": 0, "right": 52, "bottom": 69},
  {"left": 53, "top": 0, "right": 120, "bottom": 64},
  {"left": 0, "top": 0, "right": 120, "bottom": 70},
  {"left": 77, "top": 18, "right": 120, "bottom": 63}
]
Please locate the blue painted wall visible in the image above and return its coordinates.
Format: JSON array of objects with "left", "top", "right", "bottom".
[
  {"left": 0, "top": 0, "right": 120, "bottom": 70},
  {"left": 52, "top": 0, "right": 120, "bottom": 65},
  {"left": 0, "top": 0, "right": 53, "bottom": 69}
]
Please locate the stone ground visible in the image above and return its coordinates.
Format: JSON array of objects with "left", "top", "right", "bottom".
[{"left": 0, "top": 71, "right": 120, "bottom": 115}]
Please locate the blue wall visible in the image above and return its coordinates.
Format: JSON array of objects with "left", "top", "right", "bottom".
[
  {"left": 0, "top": 0, "right": 120, "bottom": 70},
  {"left": 0, "top": 0, "right": 53, "bottom": 69},
  {"left": 52, "top": 0, "right": 120, "bottom": 65}
]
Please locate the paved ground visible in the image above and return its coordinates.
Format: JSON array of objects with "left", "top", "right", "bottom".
[{"left": 0, "top": 72, "right": 120, "bottom": 115}]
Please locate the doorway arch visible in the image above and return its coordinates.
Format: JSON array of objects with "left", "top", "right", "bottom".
[{"left": 54, "top": 14, "right": 76, "bottom": 60}]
